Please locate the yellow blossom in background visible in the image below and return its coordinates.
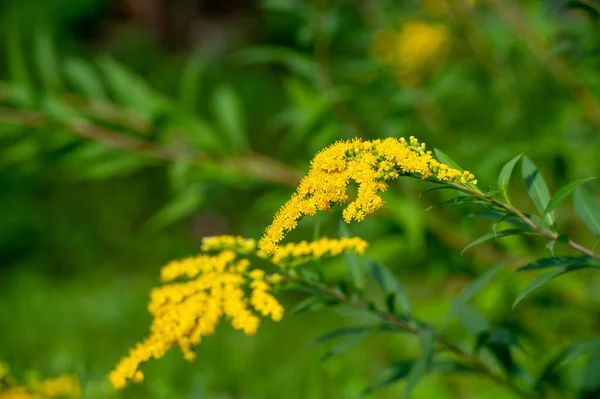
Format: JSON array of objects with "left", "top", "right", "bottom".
[
  {"left": 371, "top": 20, "right": 450, "bottom": 86},
  {"left": 0, "top": 367, "right": 80, "bottom": 399},
  {"left": 272, "top": 237, "right": 368, "bottom": 266},
  {"left": 259, "top": 137, "right": 475, "bottom": 255},
  {"left": 109, "top": 250, "right": 283, "bottom": 390}
]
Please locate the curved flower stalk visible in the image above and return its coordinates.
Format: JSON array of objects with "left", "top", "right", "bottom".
[
  {"left": 259, "top": 136, "right": 476, "bottom": 255},
  {"left": 0, "top": 363, "right": 81, "bottom": 399},
  {"left": 109, "top": 235, "right": 367, "bottom": 389}
]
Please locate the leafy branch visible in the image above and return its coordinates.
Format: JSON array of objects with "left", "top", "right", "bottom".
[{"left": 284, "top": 273, "right": 540, "bottom": 398}]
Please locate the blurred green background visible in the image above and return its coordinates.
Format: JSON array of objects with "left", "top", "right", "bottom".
[{"left": 1, "top": 0, "right": 600, "bottom": 398}]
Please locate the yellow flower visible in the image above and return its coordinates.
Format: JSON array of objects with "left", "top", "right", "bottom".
[
  {"left": 372, "top": 20, "right": 450, "bottom": 86},
  {"left": 259, "top": 137, "right": 475, "bottom": 255},
  {"left": 109, "top": 250, "right": 283, "bottom": 390},
  {"left": 0, "top": 369, "right": 80, "bottom": 399}
]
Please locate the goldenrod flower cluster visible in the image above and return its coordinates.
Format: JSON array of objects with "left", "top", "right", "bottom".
[
  {"left": 109, "top": 249, "right": 283, "bottom": 390},
  {"left": 372, "top": 20, "right": 450, "bottom": 85},
  {"left": 272, "top": 237, "right": 368, "bottom": 266},
  {"left": 259, "top": 137, "right": 475, "bottom": 255},
  {"left": 0, "top": 365, "right": 80, "bottom": 399}
]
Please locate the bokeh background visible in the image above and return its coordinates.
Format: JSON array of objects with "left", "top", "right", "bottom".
[{"left": 1, "top": 0, "right": 600, "bottom": 398}]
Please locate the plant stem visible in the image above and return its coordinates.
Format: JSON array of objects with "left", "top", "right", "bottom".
[
  {"left": 451, "top": 183, "right": 600, "bottom": 261},
  {"left": 286, "top": 274, "right": 540, "bottom": 399}
]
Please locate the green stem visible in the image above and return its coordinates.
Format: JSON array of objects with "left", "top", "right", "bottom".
[
  {"left": 451, "top": 183, "right": 600, "bottom": 261},
  {"left": 285, "top": 275, "right": 540, "bottom": 399}
]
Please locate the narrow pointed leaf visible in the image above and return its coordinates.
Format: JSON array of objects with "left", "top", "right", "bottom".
[
  {"left": 542, "top": 177, "right": 596, "bottom": 218},
  {"left": 574, "top": 187, "right": 600, "bottom": 238},
  {"left": 434, "top": 148, "right": 463, "bottom": 171},
  {"left": 403, "top": 329, "right": 436, "bottom": 398},
  {"left": 368, "top": 261, "right": 411, "bottom": 316},
  {"left": 462, "top": 229, "right": 527, "bottom": 254},
  {"left": 456, "top": 264, "right": 503, "bottom": 303},
  {"left": 512, "top": 266, "right": 593, "bottom": 308},
  {"left": 522, "top": 156, "right": 554, "bottom": 226},
  {"left": 426, "top": 195, "right": 482, "bottom": 211},
  {"left": 320, "top": 332, "right": 370, "bottom": 362},
  {"left": 498, "top": 152, "right": 526, "bottom": 203},
  {"left": 363, "top": 361, "right": 414, "bottom": 394},
  {"left": 455, "top": 303, "right": 491, "bottom": 335},
  {"left": 178, "top": 54, "right": 207, "bottom": 111},
  {"left": 313, "top": 326, "right": 378, "bottom": 345},
  {"left": 211, "top": 85, "right": 248, "bottom": 151},
  {"left": 516, "top": 255, "right": 599, "bottom": 272},
  {"left": 536, "top": 337, "right": 600, "bottom": 389},
  {"left": 582, "top": 342, "right": 600, "bottom": 392}
]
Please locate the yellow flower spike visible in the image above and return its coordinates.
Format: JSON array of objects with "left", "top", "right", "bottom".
[
  {"left": 109, "top": 250, "right": 284, "bottom": 390},
  {"left": 259, "top": 137, "right": 474, "bottom": 255},
  {"left": 271, "top": 237, "right": 369, "bottom": 266}
]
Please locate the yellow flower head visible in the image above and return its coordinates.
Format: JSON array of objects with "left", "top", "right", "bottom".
[
  {"left": 259, "top": 137, "right": 475, "bottom": 255},
  {"left": 372, "top": 20, "right": 450, "bottom": 86},
  {"left": 109, "top": 250, "right": 283, "bottom": 390}
]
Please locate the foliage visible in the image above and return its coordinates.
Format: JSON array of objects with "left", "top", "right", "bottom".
[{"left": 1, "top": 0, "right": 600, "bottom": 398}]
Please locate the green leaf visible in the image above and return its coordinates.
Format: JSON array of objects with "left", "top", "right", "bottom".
[
  {"left": 461, "top": 229, "right": 528, "bottom": 254},
  {"left": 497, "top": 153, "right": 526, "bottom": 204},
  {"left": 33, "top": 26, "right": 62, "bottom": 92},
  {"left": 425, "top": 195, "right": 482, "bottom": 211},
  {"left": 6, "top": 24, "right": 33, "bottom": 106},
  {"left": 292, "top": 296, "right": 327, "bottom": 314},
  {"left": 419, "top": 185, "right": 464, "bottom": 197},
  {"left": 339, "top": 221, "right": 365, "bottom": 291},
  {"left": 470, "top": 211, "right": 533, "bottom": 231},
  {"left": 143, "top": 186, "right": 205, "bottom": 232},
  {"left": 521, "top": 156, "right": 555, "bottom": 227},
  {"left": 211, "top": 85, "right": 248, "bottom": 151},
  {"left": 319, "top": 331, "right": 370, "bottom": 362},
  {"left": 582, "top": 341, "right": 600, "bottom": 393},
  {"left": 64, "top": 58, "right": 107, "bottom": 100},
  {"left": 403, "top": 329, "right": 436, "bottom": 398},
  {"left": 512, "top": 265, "right": 597, "bottom": 309},
  {"left": 313, "top": 326, "right": 378, "bottom": 345},
  {"left": 368, "top": 262, "right": 411, "bottom": 316},
  {"left": 433, "top": 148, "right": 463, "bottom": 171},
  {"left": 363, "top": 361, "right": 414, "bottom": 394},
  {"left": 536, "top": 337, "right": 600, "bottom": 389},
  {"left": 475, "top": 330, "right": 519, "bottom": 376},
  {"left": 98, "top": 57, "right": 167, "bottom": 113},
  {"left": 515, "top": 255, "right": 599, "bottom": 272},
  {"left": 233, "top": 46, "right": 315, "bottom": 80},
  {"left": 178, "top": 54, "right": 207, "bottom": 111},
  {"left": 542, "top": 177, "right": 596, "bottom": 218},
  {"left": 454, "top": 304, "right": 491, "bottom": 335},
  {"left": 573, "top": 187, "right": 600, "bottom": 238},
  {"left": 456, "top": 264, "right": 503, "bottom": 304},
  {"left": 430, "top": 359, "right": 478, "bottom": 374}
]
